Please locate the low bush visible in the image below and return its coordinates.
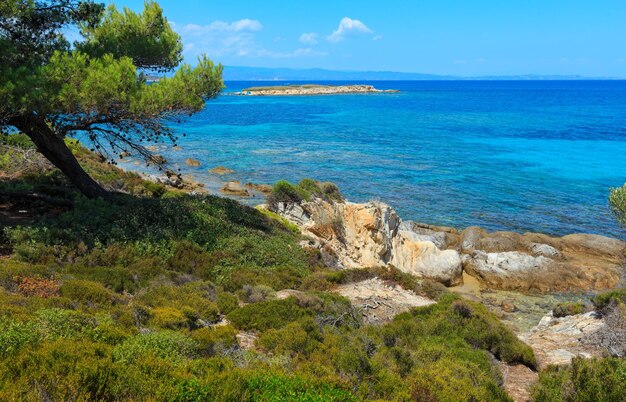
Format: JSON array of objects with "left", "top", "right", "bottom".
[
  {"left": 592, "top": 287, "right": 626, "bottom": 311},
  {"left": 189, "top": 326, "right": 238, "bottom": 356},
  {"left": 238, "top": 284, "right": 275, "bottom": 303},
  {"left": 216, "top": 292, "right": 239, "bottom": 314},
  {"left": 60, "top": 279, "right": 121, "bottom": 305},
  {"left": 267, "top": 180, "right": 303, "bottom": 208},
  {"left": 137, "top": 284, "right": 220, "bottom": 325},
  {"left": 227, "top": 297, "right": 310, "bottom": 331},
  {"left": 113, "top": 331, "right": 198, "bottom": 364},
  {"left": 553, "top": 301, "right": 586, "bottom": 317},
  {"left": 531, "top": 357, "right": 626, "bottom": 402}
]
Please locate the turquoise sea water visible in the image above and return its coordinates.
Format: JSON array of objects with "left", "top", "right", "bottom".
[{"left": 139, "top": 81, "right": 626, "bottom": 238}]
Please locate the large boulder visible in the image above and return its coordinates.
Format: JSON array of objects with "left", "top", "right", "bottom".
[{"left": 271, "top": 199, "right": 463, "bottom": 286}]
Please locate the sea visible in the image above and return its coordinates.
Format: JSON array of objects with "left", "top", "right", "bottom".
[{"left": 122, "top": 80, "right": 626, "bottom": 239}]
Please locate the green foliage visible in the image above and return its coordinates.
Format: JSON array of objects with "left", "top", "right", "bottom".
[
  {"left": 267, "top": 180, "right": 303, "bottom": 207},
  {"left": 113, "top": 331, "right": 197, "bottom": 364},
  {"left": 257, "top": 208, "right": 300, "bottom": 234},
  {"left": 592, "top": 287, "right": 626, "bottom": 311},
  {"left": 189, "top": 326, "right": 238, "bottom": 357},
  {"left": 216, "top": 292, "right": 239, "bottom": 315},
  {"left": 553, "top": 301, "right": 586, "bottom": 317},
  {"left": 532, "top": 357, "right": 626, "bottom": 402},
  {"left": 36, "top": 308, "right": 96, "bottom": 340},
  {"left": 402, "top": 294, "right": 537, "bottom": 368},
  {"left": 77, "top": 2, "right": 182, "bottom": 70},
  {"left": 227, "top": 297, "right": 310, "bottom": 331},
  {"left": 609, "top": 184, "right": 626, "bottom": 227},
  {"left": 0, "top": 318, "right": 41, "bottom": 358},
  {"left": 173, "top": 372, "right": 357, "bottom": 402},
  {"left": 137, "top": 283, "right": 220, "bottom": 327},
  {"left": 267, "top": 179, "right": 344, "bottom": 208},
  {"left": 7, "top": 192, "right": 311, "bottom": 291},
  {"left": 60, "top": 279, "right": 121, "bottom": 305}
]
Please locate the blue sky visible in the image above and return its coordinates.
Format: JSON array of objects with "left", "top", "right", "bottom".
[{"left": 116, "top": 0, "right": 626, "bottom": 77}]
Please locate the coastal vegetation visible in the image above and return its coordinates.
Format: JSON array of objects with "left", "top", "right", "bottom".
[
  {"left": 1, "top": 1, "right": 625, "bottom": 401},
  {"left": 0, "top": 0, "right": 223, "bottom": 199},
  {"left": 0, "top": 134, "right": 537, "bottom": 400}
]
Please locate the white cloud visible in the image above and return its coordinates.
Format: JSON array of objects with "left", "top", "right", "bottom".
[
  {"left": 181, "top": 19, "right": 262, "bottom": 34},
  {"left": 174, "top": 19, "right": 263, "bottom": 58},
  {"left": 327, "top": 17, "right": 373, "bottom": 43},
  {"left": 256, "top": 47, "right": 328, "bottom": 58},
  {"left": 373, "top": 35, "right": 383, "bottom": 41},
  {"left": 299, "top": 32, "right": 318, "bottom": 45}
]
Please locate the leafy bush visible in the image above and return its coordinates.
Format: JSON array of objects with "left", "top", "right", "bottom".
[
  {"left": 267, "top": 180, "right": 303, "bottom": 208},
  {"left": 592, "top": 287, "right": 626, "bottom": 311},
  {"left": 402, "top": 294, "right": 537, "bottom": 368},
  {"left": 216, "top": 292, "right": 239, "bottom": 314},
  {"left": 60, "top": 279, "right": 121, "bottom": 305},
  {"left": 137, "top": 284, "right": 220, "bottom": 325},
  {"left": 0, "top": 318, "right": 41, "bottom": 358},
  {"left": 609, "top": 184, "right": 626, "bottom": 226},
  {"left": 553, "top": 301, "right": 585, "bottom": 317},
  {"left": 113, "top": 331, "right": 197, "bottom": 364},
  {"left": 150, "top": 307, "right": 188, "bottom": 329},
  {"left": 532, "top": 357, "right": 626, "bottom": 402},
  {"left": 238, "top": 284, "right": 275, "bottom": 303},
  {"left": 189, "top": 326, "right": 238, "bottom": 356},
  {"left": 227, "top": 297, "right": 310, "bottom": 331},
  {"left": 36, "top": 308, "right": 96, "bottom": 340}
]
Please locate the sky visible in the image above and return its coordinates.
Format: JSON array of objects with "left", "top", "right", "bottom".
[{"left": 115, "top": 0, "right": 626, "bottom": 77}]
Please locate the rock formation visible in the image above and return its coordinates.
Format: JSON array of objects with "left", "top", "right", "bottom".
[
  {"left": 271, "top": 196, "right": 625, "bottom": 291},
  {"left": 271, "top": 199, "right": 463, "bottom": 285}
]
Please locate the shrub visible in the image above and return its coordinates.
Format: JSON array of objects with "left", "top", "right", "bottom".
[
  {"left": 553, "top": 302, "right": 585, "bottom": 317},
  {"left": 532, "top": 357, "right": 626, "bottom": 402},
  {"left": 609, "top": 184, "right": 626, "bottom": 226},
  {"left": 238, "top": 284, "right": 275, "bottom": 303},
  {"left": 592, "top": 288, "right": 626, "bottom": 311},
  {"left": 257, "top": 318, "right": 322, "bottom": 356},
  {"left": 227, "top": 297, "right": 310, "bottom": 331},
  {"left": 60, "top": 279, "right": 120, "bottom": 305},
  {"left": 150, "top": 307, "right": 188, "bottom": 329},
  {"left": 0, "top": 318, "right": 41, "bottom": 358},
  {"left": 36, "top": 308, "right": 96, "bottom": 340},
  {"left": 137, "top": 284, "right": 220, "bottom": 325},
  {"left": 113, "top": 331, "right": 198, "bottom": 364},
  {"left": 13, "top": 275, "right": 60, "bottom": 298},
  {"left": 142, "top": 181, "right": 167, "bottom": 198},
  {"left": 267, "top": 180, "right": 303, "bottom": 208},
  {"left": 216, "top": 292, "right": 239, "bottom": 315},
  {"left": 189, "top": 326, "right": 238, "bottom": 356}
]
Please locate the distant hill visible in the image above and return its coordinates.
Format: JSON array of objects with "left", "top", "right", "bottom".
[{"left": 222, "top": 66, "right": 618, "bottom": 81}]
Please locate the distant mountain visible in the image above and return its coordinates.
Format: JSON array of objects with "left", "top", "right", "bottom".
[{"left": 222, "top": 66, "right": 619, "bottom": 81}]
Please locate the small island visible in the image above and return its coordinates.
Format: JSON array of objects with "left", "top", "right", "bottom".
[{"left": 232, "top": 84, "right": 398, "bottom": 96}]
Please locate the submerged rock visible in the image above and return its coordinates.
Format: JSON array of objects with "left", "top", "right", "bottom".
[
  {"left": 185, "top": 158, "right": 201, "bottom": 167},
  {"left": 221, "top": 181, "right": 249, "bottom": 197},
  {"left": 209, "top": 166, "right": 235, "bottom": 175}
]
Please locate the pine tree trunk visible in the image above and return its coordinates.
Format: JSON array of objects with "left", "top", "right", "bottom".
[{"left": 9, "top": 115, "right": 110, "bottom": 199}]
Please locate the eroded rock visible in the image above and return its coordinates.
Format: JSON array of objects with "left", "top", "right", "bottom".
[{"left": 272, "top": 199, "right": 463, "bottom": 285}]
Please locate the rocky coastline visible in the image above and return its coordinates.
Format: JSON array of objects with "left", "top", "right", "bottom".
[
  {"left": 231, "top": 84, "right": 398, "bottom": 96},
  {"left": 267, "top": 196, "right": 625, "bottom": 293}
]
